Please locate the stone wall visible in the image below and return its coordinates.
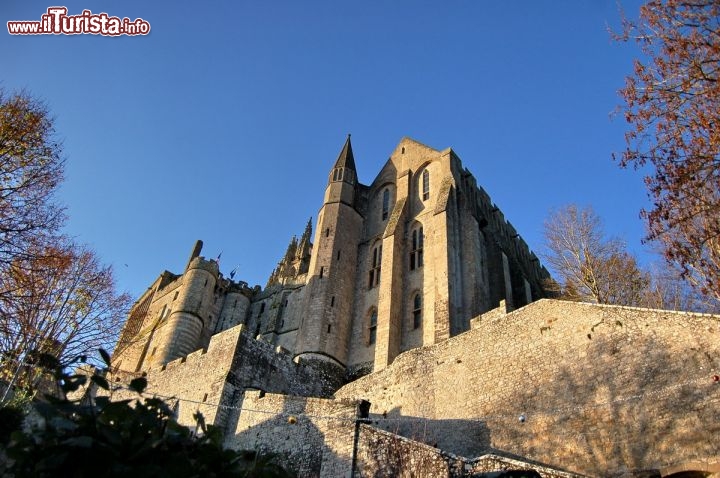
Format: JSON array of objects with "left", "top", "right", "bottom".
[
  {"left": 228, "top": 392, "right": 578, "bottom": 478},
  {"left": 355, "top": 424, "right": 465, "bottom": 477},
  {"left": 107, "top": 323, "right": 344, "bottom": 433},
  {"left": 335, "top": 299, "right": 720, "bottom": 476},
  {"left": 227, "top": 391, "right": 361, "bottom": 477},
  {"left": 108, "top": 323, "right": 245, "bottom": 428}
]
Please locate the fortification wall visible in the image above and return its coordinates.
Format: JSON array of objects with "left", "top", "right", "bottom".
[
  {"left": 355, "top": 427, "right": 580, "bottom": 477},
  {"left": 227, "top": 391, "right": 360, "bottom": 477},
  {"left": 355, "top": 424, "right": 464, "bottom": 477},
  {"left": 226, "top": 330, "right": 344, "bottom": 398},
  {"left": 108, "top": 322, "right": 344, "bottom": 434},
  {"left": 335, "top": 299, "right": 720, "bottom": 476},
  {"left": 109, "top": 323, "right": 245, "bottom": 428},
  {"left": 228, "top": 393, "right": 580, "bottom": 478}
]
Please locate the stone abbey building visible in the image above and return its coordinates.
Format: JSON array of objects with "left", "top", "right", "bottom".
[{"left": 109, "top": 137, "right": 720, "bottom": 477}]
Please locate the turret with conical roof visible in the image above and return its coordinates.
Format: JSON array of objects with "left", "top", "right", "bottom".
[
  {"left": 298, "top": 136, "right": 364, "bottom": 372},
  {"left": 324, "top": 134, "right": 357, "bottom": 207}
]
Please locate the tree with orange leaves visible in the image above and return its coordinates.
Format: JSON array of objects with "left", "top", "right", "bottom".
[
  {"left": 0, "top": 90, "right": 65, "bottom": 271},
  {"left": 0, "top": 90, "right": 129, "bottom": 398},
  {"left": 617, "top": 1, "right": 720, "bottom": 301},
  {"left": 0, "top": 240, "right": 130, "bottom": 395}
]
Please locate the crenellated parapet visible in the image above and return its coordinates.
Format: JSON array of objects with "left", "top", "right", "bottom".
[
  {"left": 186, "top": 256, "right": 220, "bottom": 275},
  {"left": 470, "top": 181, "right": 550, "bottom": 299}
]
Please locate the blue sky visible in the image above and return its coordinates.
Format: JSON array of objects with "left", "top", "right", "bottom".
[{"left": 2, "top": 1, "right": 650, "bottom": 300}]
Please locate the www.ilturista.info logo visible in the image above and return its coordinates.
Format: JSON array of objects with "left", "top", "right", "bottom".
[{"left": 7, "top": 7, "right": 150, "bottom": 36}]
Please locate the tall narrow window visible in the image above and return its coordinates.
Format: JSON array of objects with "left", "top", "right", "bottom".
[
  {"left": 368, "top": 245, "right": 382, "bottom": 288},
  {"left": 413, "top": 293, "right": 422, "bottom": 329},
  {"left": 368, "top": 309, "right": 378, "bottom": 345},
  {"left": 382, "top": 189, "right": 390, "bottom": 220},
  {"left": 422, "top": 169, "right": 430, "bottom": 201},
  {"left": 410, "top": 226, "right": 424, "bottom": 270}
]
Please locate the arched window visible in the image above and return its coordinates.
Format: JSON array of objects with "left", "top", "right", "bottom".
[
  {"left": 332, "top": 168, "right": 344, "bottom": 182},
  {"left": 368, "top": 244, "right": 382, "bottom": 288},
  {"left": 413, "top": 293, "right": 422, "bottom": 329},
  {"left": 422, "top": 169, "right": 430, "bottom": 201},
  {"left": 382, "top": 189, "right": 390, "bottom": 221},
  {"left": 410, "top": 226, "right": 424, "bottom": 270},
  {"left": 368, "top": 309, "right": 378, "bottom": 345}
]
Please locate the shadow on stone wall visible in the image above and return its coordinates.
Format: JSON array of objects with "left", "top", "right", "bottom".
[
  {"left": 493, "top": 325, "right": 720, "bottom": 476},
  {"left": 368, "top": 407, "right": 491, "bottom": 458},
  {"left": 226, "top": 391, "right": 358, "bottom": 478},
  {"left": 228, "top": 395, "right": 325, "bottom": 476}
]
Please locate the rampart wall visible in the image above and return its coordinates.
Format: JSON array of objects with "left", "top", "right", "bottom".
[
  {"left": 108, "top": 323, "right": 344, "bottom": 432},
  {"left": 227, "top": 391, "right": 360, "bottom": 477},
  {"left": 335, "top": 299, "right": 720, "bottom": 476}
]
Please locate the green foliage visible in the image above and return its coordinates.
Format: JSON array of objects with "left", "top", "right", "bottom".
[{"left": 0, "top": 351, "right": 293, "bottom": 478}]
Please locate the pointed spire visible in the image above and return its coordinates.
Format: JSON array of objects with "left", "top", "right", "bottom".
[
  {"left": 333, "top": 134, "right": 356, "bottom": 171},
  {"left": 283, "top": 236, "right": 298, "bottom": 262},
  {"left": 301, "top": 217, "right": 312, "bottom": 242},
  {"left": 296, "top": 217, "right": 313, "bottom": 261}
]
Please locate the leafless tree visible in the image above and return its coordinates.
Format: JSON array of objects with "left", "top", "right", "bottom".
[{"left": 543, "top": 205, "right": 649, "bottom": 306}]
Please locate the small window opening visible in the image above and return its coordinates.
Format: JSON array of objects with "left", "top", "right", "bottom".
[
  {"left": 331, "top": 296, "right": 335, "bottom": 307},
  {"left": 173, "top": 291, "right": 179, "bottom": 301},
  {"left": 382, "top": 188, "right": 390, "bottom": 221},
  {"left": 337, "top": 250, "right": 341, "bottom": 261},
  {"left": 410, "top": 226, "right": 424, "bottom": 270},
  {"left": 413, "top": 294, "right": 423, "bottom": 329},
  {"left": 320, "top": 266, "right": 325, "bottom": 278},
  {"left": 327, "top": 324, "right": 332, "bottom": 334},
  {"left": 368, "top": 245, "right": 382, "bottom": 289},
  {"left": 368, "top": 310, "right": 378, "bottom": 345},
  {"left": 422, "top": 169, "right": 430, "bottom": 201},
  {"left": 325, "top": 228, "right": 330, "bottom": 237}
]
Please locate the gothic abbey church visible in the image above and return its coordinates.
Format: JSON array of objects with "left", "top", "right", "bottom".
[
  {"left": 109, "top": 137, "right": 720, "bottom": 477},
  {"left": 113, "top": 136, "right": 550, "bottom": 378}
]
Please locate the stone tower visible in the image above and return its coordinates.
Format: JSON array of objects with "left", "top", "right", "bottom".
[
  {"left": 295, "top": 135, "right": 364, "bottom": 372},
  {"left": 144, "top": 241, "right": 219, "bottom": 367}
]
